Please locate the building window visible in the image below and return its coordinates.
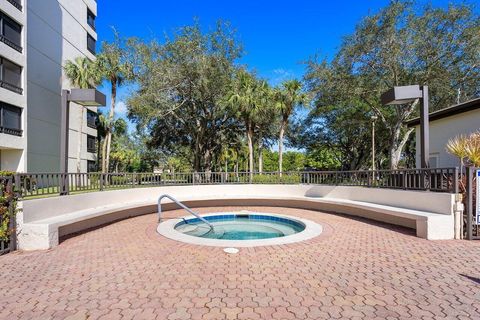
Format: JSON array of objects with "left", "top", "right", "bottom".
[
  {"left": 87, "top": 134, "right": 96, "bottom": 153},
  {"left": 87, "top": 9, "right": 96, "bottom": 30},
  {"left": 0, "top": 57, "right": 23, "bottom": 94},
  {"left": 87, "top": 33, "right": 96, "bottom": 54},
  {"left": 87, "top": 160, "right": 97, "bottom": 173},
  {"left": 0, "top": 12, "right": 22, "bottom": 52},
  {"left": 0, "top": 102, "right": 22, "bottom": 136},
  {"left": 6, "top": 0, "right": 23, "bottom": 11},
  {"left": 87, "top": 109, "right": 97, "bottom": 128}
]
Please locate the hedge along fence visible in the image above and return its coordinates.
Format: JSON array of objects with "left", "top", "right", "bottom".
[{"left": 0, "top": 172, "right": 17, "bottom": 255}]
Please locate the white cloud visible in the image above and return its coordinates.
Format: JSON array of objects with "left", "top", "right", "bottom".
[
  {"left": 270, "top": 68, "right": 295, "bottom": 85},
  {"left": 273, "top": 68, "right": 290, "bottom": 76},
  {"left": 115, "top": 100, "right": 127, "bottom": 115}
]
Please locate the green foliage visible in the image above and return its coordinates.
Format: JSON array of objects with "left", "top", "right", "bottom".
[
  {"left": 274, "top": 80, "right": 308, "bottom": 123},
  {"left": 96, "top": 30, "right": 134, "bottom": 173},
  {"left": 128, "top": 21, "right": 243, "bottom": 172},
  {"left": 252, "top": 173, "right": 301, "bottom": 184},
  {"left": 0, "top": 172, "right": 17, "bottom": 242},
  {"left": 305, "top": 147, "right": 342, "bottom": 170},
  {"left": 447, "top": 132, "right": 480, "bottom": 167},
  {"left": 274, "top": 79, "right": 308, "bottom": 172},
  {"left": 225, "top": 68, "right": 276, "bottom": 172},
  {"left": 304, "top": 1, "right": 480, "bottom": 169},
  {"left": 64, "top": 57, "right": 101, "bottom": 89},
  {"left": 165, "top": 156, "right": 193, "bottom": 173},
  {"left": 96, "top": 30, "right": 134, "bottom": 90},
  {"left": 262, "top": 150, "right": 306, "bottom": 172}
]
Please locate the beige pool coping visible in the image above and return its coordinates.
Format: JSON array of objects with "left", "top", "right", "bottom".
[{"left": 156, "top": 211, "right": 323, "bottom": 247}]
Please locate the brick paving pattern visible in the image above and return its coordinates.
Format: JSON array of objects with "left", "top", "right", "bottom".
[{"left": 1, "top": 206, "right": 480, "bottom": 319}]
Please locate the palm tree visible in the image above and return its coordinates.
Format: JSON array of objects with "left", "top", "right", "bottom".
[
  {"left": 274, "top": 80, "right": 307, "bottom": 175},
  {"left": 226, "top": 69, "right": 265, "bottom": 178},
  {"left": 95, "top": 112, "right": 108, "bottom": 170},
  {"left": 96, "top": 32, "right": 133, "bottom": 173},
  {"left": 64, "top": 57, "right": 101, "bottom": 173},
  {"left": 255, "top": 86, "right": 277, "bottom": 173}
]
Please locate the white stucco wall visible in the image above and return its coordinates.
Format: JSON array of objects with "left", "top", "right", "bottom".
[
  {"left": 17, "top": 184, "right": 458, "bottom": 250},
  {"left": 414, "top": 108, "right": 480, "bottom": 168},
  {"left": 26, "top": 0, "right": 98, "bottom": 173},
  {"left": 0, "top": 0, "right": 27, "bottom": 172}
]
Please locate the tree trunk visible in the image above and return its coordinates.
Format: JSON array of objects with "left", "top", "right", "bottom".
[
  {"left": 389, "top": 127, "right": 414, "bottom": 169},
  {"left": 193, "top": 126, "right": 202, "bottom": 172},
  {"left": 96, "top": 136, "right": 101, "bottom": 171},
  {"left": 204, "top": 148, "right": 212, "bottom": 172},
  {"left": 104, "top": 80, "right": 117, "bottom": 173},
  {"left": 278, "top": 120, "right": 286, "bottom": 176},
  {"left": 246, "top": 121, "right": 254, "bottom": 180},
  {"left": 101, "top": 132, "right": 108, "bottom": 173},
  {"left": 258, "top": 138, "right": 263, "bottom": 174},
  {"left": 224, "top": 150, "right": 228, "bottom": 174},
  {"left": 234, "top": 161, "right": 237, "bottom": 176},
  {"left": 104, "top": 132, "right": 112, "bottom": 173}
]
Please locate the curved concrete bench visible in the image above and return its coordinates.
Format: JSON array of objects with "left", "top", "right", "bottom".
[{"left": 17, "top": 184, "right": 457, "bottom": 250}]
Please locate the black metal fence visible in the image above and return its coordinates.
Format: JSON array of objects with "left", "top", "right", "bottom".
[
  {"left": 0, "top": 167, "right": 462, "bottom": 253},
  {"left": 5, "top": 167, "right": 458, "bottom": 199},
  {"left": 464, "top": 167, "right": 479, "bottom": 240}
]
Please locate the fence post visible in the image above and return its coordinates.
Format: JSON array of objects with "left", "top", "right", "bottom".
[
  {"left": 63, "top": 173, "right": 70, "bottom": 195},
  {"left": 14, "top": 174, "right": 21, "bottom": 198},
  {"left": 99, "top": 174, "right": 104, "bottom": 191},
  {"left": 466, "top": 166, "right": 473, "bottom": 240},
  {"left": 8, "top": 200, "right": 16, "bottom": 252}
]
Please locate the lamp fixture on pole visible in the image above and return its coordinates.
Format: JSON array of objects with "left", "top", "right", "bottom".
[{"left": 381, "top": 85, "right": 430, "bottom": 169}]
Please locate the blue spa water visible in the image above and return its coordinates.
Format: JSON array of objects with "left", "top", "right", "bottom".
[{"left": 174, "top": 214, "right": 305, "bottom": 240}]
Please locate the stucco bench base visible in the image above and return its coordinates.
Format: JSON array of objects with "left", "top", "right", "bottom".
[{"left": 17, "top": 185, "right": 456, "bottom": 250}]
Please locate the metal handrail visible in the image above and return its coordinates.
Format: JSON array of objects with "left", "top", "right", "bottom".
[{"left": 157, "top": 194, "right": 214, "bottom": 230}]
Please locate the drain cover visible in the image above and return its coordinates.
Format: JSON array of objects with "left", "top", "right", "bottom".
[{"left": 224, "top": 247, "right": 239, "bottom": 254}]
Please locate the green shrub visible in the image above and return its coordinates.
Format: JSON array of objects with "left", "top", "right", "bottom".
[
  {"left": 0, "top": 171, "right": 17, "bottom": 242},
  {"left": 252, "top": 174, "right": 301, "bottom": 184}
]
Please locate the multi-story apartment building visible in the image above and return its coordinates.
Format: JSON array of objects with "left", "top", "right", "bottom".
[
  {"left": 0, "top": 0, "right": 99, "bottom": 173},
  {"left": 0, "top": 0, "right": 26, "bottom": 172}
]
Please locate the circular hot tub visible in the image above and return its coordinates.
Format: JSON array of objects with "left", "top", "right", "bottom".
[{"left": 157, "top": 211, "right": 323, "bottom": 247}]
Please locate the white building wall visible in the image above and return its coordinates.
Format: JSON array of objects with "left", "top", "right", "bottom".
[
  {"left": 26, "top": 0, "right": 98, "bottom": 173},
  {"left": 415, "top": 109, "right": 480, "bottom": 168},
  {"left": 0, "top": 0, "right": 27, "bottom": 172}
]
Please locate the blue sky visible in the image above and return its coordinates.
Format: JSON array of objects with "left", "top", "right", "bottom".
[{"left": 96, "top": 0, "right": 468, "bottom": 124}]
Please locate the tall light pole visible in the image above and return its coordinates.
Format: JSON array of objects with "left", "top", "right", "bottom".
[
  {"left": 60, "top": 89, "right": 106, "bottom": 194},
  {"left": 381, "top": 85, "right": 430, "bottom": 168},
  {"left": 371, "top": 115, "right": 378, "bottom": 171}
]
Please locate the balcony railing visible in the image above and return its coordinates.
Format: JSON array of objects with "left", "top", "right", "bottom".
[
  {"left": 0, "top": 80, "right": 23, "bottom": 94},
  {"left": 0, "top": 35, "right": 22, "bottom": 53},
  {"left": 87, "top": 119, "right": 97, "bottom": 129},
  {"left": 3, "top": 167, "right": 458, "bottom": 199},
  {"left": 6, "top": 0, "right": 22, "bottom": 11},
  {"left": 0, "top": 126, "right": 22, "bottom": 136}
]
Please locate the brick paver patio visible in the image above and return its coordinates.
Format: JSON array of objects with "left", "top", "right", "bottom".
[{"left": 1, "top": 206, "right": 479, "bottom": 319}]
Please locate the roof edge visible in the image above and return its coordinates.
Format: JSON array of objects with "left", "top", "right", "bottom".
[{"left": 405, "top": 97, "right": 480, "bottom": 127}]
